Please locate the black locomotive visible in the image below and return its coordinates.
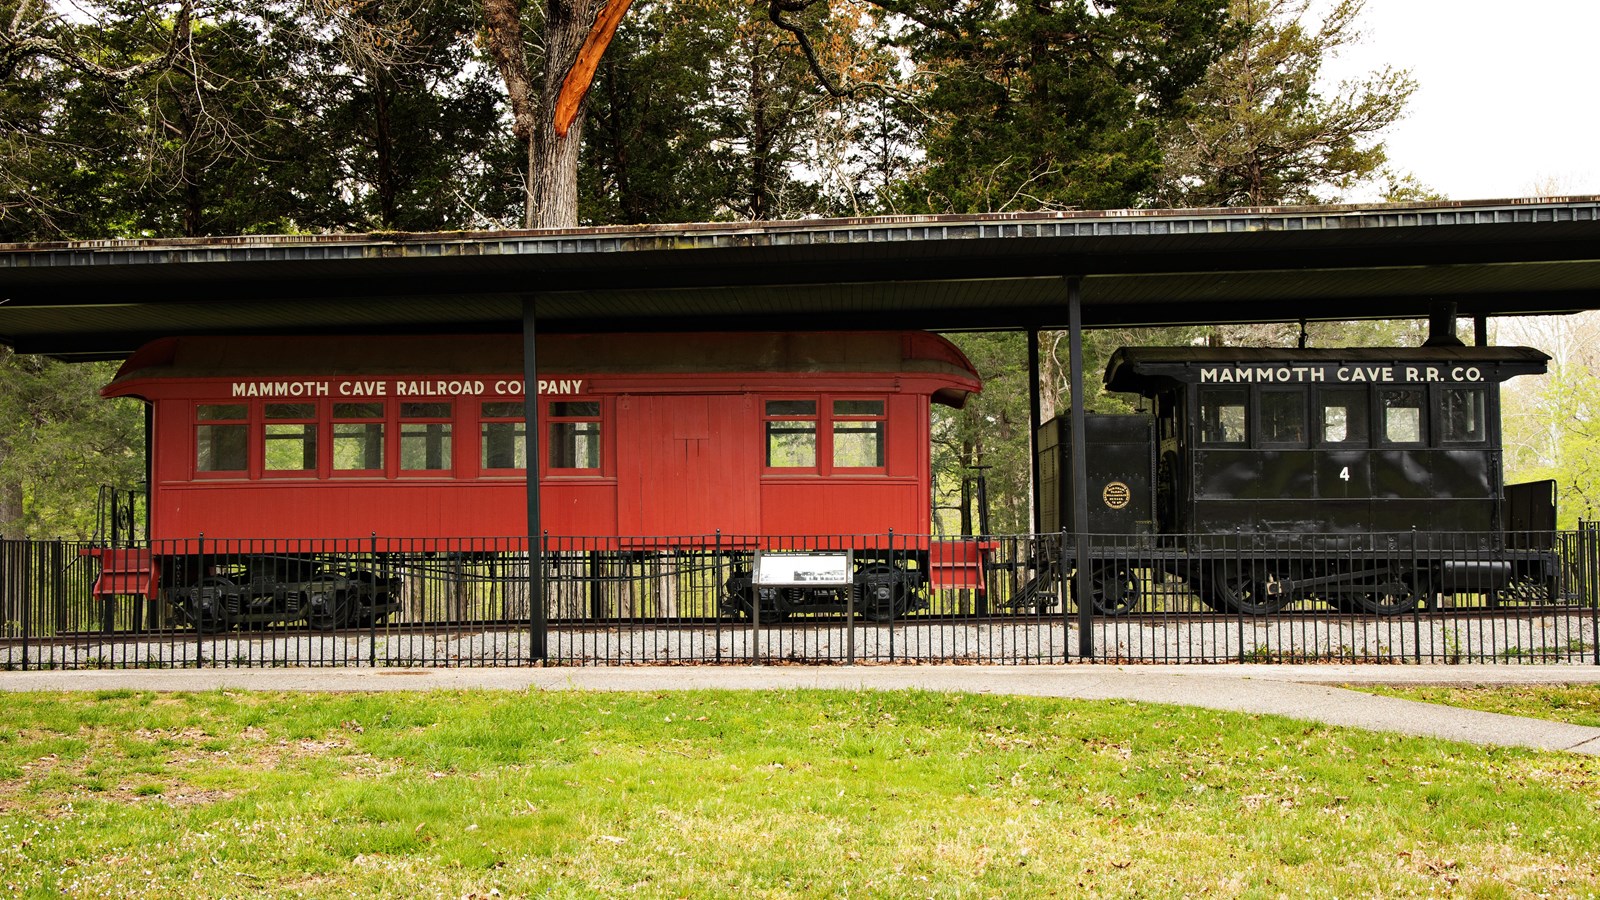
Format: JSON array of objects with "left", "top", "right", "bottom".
[{"left": 1038, "top": 345, "right": 1556, "bottom": 615}]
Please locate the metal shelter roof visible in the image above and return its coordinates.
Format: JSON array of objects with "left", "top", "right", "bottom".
[{"left": 3, "top": 196, "right": 1599, "bottom": 359}]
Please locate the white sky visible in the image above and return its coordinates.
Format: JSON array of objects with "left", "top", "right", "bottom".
[{"left": 1317, "top": 0, "right": 1600, "bottom": 202}]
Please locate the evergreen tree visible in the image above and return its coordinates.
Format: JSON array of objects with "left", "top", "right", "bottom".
[{"left": 1154, "top": 0, "right": 1417, "bottom": 207}]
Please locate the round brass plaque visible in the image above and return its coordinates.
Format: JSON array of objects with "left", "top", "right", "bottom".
[{"left": 1102, "top": 482, "right": 1131, "bottom": 510}]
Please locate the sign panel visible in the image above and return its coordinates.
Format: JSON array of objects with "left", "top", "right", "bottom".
[
  {"left": 754, "top": 551, "right": 854, "bottom": 587},
  {"left": 1195, "top": 363, "right": 1487, "bottom": 385}
]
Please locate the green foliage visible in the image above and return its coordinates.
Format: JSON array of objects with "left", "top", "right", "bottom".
[
  {"left": 885, "top": 0, "right": 1233, "bottom": 213},
  {"left": 1501, "top": 335, "right": 1600, "bottom": 529},
  {"left": 0, "top": 349, "right": 144, "bottom": 538},
  {"left": 1155, "top": 0, "right": 1418, "bottom": 207},
  {"left": 2, "top": 0, "right": 522, "bottom": 240},
  {"left": 934, "top": 332, "right": 1033, "bottom": 534}
]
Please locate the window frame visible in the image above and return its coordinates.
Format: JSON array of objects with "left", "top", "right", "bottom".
[
  {"left": 545, "top": 399, "right": 605, "bottom": 475},
  {"left": 1256, "top": 388, "right": 1309, "bottom": 450},
  {"left": 397, "top": 401, "right": 455, "bottom": 476},
  {"left": 762, "top": 394, "right": 890, "bottom": 476},
  {"left": 193, "top": 402, "right": 251, "bottom": 479},
  {"left": 1195, "top": 387, "right": 1249, "bottom": 448},
  {"left": 1377, "top": 387, "right": 1428, "bottom": 447},
  {"left": 478, "top": 399, "right": 529, "bottom": 476},
  {"left": 260, "top": 401, "right": 321, "bottom": 479},
  {"left": 1436, "top": 385, "right": 1490, "bottom": 446},
  {"left": 763, "top": 397, "right": 820, "bottom": 472},
  {"left": 828, "top": 397, "right": 888, "bottom": 472},
  {"left": 330, "top": 401, "right": 388, "bottom": 477}
]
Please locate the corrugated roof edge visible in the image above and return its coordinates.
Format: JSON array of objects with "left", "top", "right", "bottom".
[{"left": 4, "top": 196, "right": 1598, "bottom": 255}]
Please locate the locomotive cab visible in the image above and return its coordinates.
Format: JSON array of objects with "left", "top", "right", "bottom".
[
  {"left": 1038, "top": 345, "right": 1555, "bottom": 616},
  {"left": 1099, "top": 346, "right": 1550, "bottom": 544}
]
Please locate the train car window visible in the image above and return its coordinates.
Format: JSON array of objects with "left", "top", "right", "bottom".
[
  {"left": 332, "top": 402, "right": 385, "bottom": 471},
  {"left": 548, "top": 401, "right": 601, "bottom": 470},
  {"left": 1439, "top": 387, "right": 1488, "bottom": 444},
  {"left": 1379, "top": 389, "right": 1426, "bottom": 445},
  {"left": 1197, "top": 389, "right": 1247, "bottom": 446},
  {"left": 263, "top": 403, "right": 317, "bottom": 472},
  {"left": 480, "top": 401, "right": 527, "bottom": 470},
  {"left": 195, "top": 404, "right": 248, "bottom": 473},
  {"left": 1258, "top": 390, "right": 1307, "bottom": 447},
  {"left": 832, "top": 399, "right": 886, "bottom": 468},
  {"left": 1317, "top": 388, "right": 1369, "bottom": 446},
  {"left": 400, "top": 403, "right": 453, "bottom": 471},
  {"left": 765, "top": 400, "right": 818, "bottom": 468}
]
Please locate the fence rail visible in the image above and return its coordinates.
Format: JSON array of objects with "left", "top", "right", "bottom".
[{"left": 3, "top": 528, "right": 1597, "bottom": 669}]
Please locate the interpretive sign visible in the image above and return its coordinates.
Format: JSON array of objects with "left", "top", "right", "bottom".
[{"left": 753, "top": 551, "right": 854, "bottom": 587}]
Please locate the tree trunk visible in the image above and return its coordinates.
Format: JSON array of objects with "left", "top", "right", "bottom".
[
  {"left": 531, "top": 0, "right": 605, "bottom": 228},
  {"left": 481, "top": 0, "right": 607, "bottom": 229},
  {"left": 374, "top": 75, "right": 398, "bottom": 227},
  {"left": 480, "top": 0, "right": 540, "bottom": 226}
]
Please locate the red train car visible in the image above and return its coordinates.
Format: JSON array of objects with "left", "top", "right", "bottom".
[
  {"left": 96, "top": 331, "right": 985, "bottom": 629},
  {"left": 106, "top": 331, "right": 981, "bottom": 542}
]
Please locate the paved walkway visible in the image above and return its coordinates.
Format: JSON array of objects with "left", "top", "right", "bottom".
[{"left": 5, "top": 663, "right": 1600, "bottom": 756}]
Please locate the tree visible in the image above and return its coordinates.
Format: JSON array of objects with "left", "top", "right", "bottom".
[
  {"left": 875, "top": 0, "right": 1234, "bottom": 214},
  {"left": 481, "top": 0, "right": 616, "bottom": 228},
  {"left": 0, "top": 349, "right": 145, "bottom": 539},
  {"left": 933, "top": 332, "right": 1034, "bottom": 535},
  {"left": 1497, "top": 312, "right": 1600, "bottom": 529},
  {"left": 580, "top": 0, "right": 852, "bottom": 224},
  {"left": 307, "top": 0, "right": 513, "bottom": 231},
  {"left": 1154, "top": 0, "right": 1416, "bottom": 207}
]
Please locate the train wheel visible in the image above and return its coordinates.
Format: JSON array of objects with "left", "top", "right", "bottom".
[
  {"left": 1070, "top": 564, "right": 1142, "bottom": 616},
  {"left": 307, "top": 592, "right": 350, "bottom": 631},
  {"left": 722, "top": 578, "right": 788, "bottom": 622},
  {"left": 185, "top": 576, "right": 236, "bottom": 633},
  {"left": 347, "top": 570, "right": 397, "bottom": 626},
  {"left": 1207, "top": 561, "right": 1295, "bottom": 616},
  {"left": 857, "top": 563, "right": 909, "bottom": 622}
]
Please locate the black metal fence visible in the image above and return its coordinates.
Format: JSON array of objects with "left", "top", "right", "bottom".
[{"left": 2, "top": 528, "right": 1597, "bottom": 669}]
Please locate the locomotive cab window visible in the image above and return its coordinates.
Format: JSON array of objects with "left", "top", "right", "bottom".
[
  {"left": 832, "top": 399, "right": 885, "bottom": 468},
  {"left": 1439, "top": 387, "right": 1488, "bottom": 444},
  {"left": 333, "top": 403, "right": 385, "bottom": 472},
  {"left": 263, "top": 403, "right": 317, "bottom": 473},
  {"left": 1317, "top": 388, "right": 1370, "bottom": 446},
  {"left": 480, "top": 401, "right": 526, "bottom": 471},
  {"left": 1258, "top": 390, "right": 1307, "bottom": 448},
  {"left": 548, "top": 401, "right": 601, "bottom": 471},
  {"left": 195, "top": 404, "right": 248, "bottom": 474},
  {"left": 1379, "top": 389, "right": 1426, "bottom": 445},
  {"left": 400, "top": 402, "right": 452, "bottom": 472},
  {"left": 1197, "top": 389, "right": 1247, "bottom": 446},
  {"left": 765, "top": 400, "right": 818, "bottom": 468}
]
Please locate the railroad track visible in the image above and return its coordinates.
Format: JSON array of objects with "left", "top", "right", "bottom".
[{"left": 18, "top": 602, "right": 1594, "bottom": 645}]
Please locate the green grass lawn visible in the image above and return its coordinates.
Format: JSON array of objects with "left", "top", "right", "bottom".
[
  {"left": 1360, "top": 684, "right": 1600, "bottom": 729},
  {"left": 2, "top": 689, "right": 1598, "bottom": 898}
]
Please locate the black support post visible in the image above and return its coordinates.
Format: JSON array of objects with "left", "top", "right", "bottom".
[
  {"left": 1066, "top": 278, "right": 1094, "bottom": 660},
  {"left": 523, "top": 299, "right": 548, "bottom": 662},
  {"left": 1475, "top": 314, "right": 1489, "bottom": 347},
  {"left": 1027, "top": 327, "right": 1043, "bottom": 536}
]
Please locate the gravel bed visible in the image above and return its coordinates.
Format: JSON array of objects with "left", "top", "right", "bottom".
[{"left": 4, "top": 611, "right": 1594, "bottom": 669}]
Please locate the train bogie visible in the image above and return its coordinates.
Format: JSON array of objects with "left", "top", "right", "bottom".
[{"left": 166, "top": 555, "right": 401, "bottom": 632}]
